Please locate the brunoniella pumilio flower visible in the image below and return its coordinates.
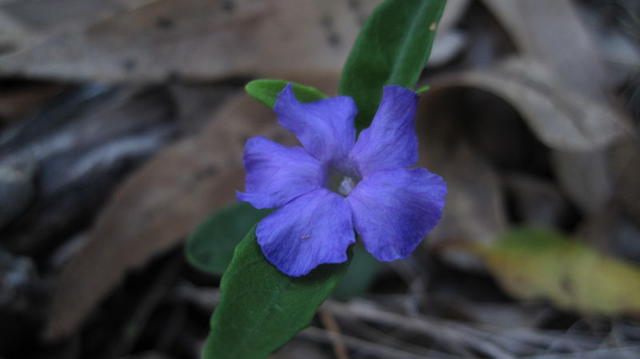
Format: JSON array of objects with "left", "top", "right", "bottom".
[{"left": 238, "top": 84, "right": 447, "bottom": 277}]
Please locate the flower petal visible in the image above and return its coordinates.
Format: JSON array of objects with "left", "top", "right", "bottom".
[
  {"left": 347, "top": 168, "right": 446, "bottom": 261},
  {"left": 275, "top": 84, "right": 357, "bottom": 163},
  {"left": 350, "top": 85, "right": 419, "bottom": 176},
  {"left": 237, "top": 136, "right": 324, "bottom": 209},
  {"left": 256, "top": 188, "right": 355, "bottom": 276}
]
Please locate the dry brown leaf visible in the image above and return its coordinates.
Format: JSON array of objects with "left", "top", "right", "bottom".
[
  {"left": 431, "top": 59, "right": 628, "bottom": 152},
  {"left": 480, "top": 0, "right": 633, "bottom": 214},
  {"left": 428, "top": 58, "right": 631, "bottom": 213},
  {"left": 0, "top": 0, "right": 152, "bottom": 54},
  {"left": 0, "top": 0, "right": 381, "bottom": 82},
  {"left": 481, "top": 0, "right": 610, "bottom": 95}
]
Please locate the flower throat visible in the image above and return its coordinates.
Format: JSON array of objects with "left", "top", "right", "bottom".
[{"left": 327, "top": 167, "right": 360, "bottom": 197}]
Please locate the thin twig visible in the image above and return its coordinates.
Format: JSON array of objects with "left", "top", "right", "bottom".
[
  {"left": 322, "top": 300, "right": 517, "bottom": 359},
  {"left": 300, "top": 327, "right": 455, "bottom": 359},
  {"left": 318, "top": 309, "right": 350, "bottom": 359}
]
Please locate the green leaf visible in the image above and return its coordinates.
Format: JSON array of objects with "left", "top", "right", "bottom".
[
  {"left": 339, "top": 0, "right": 447, "bottom": 130},
  {"left": 203, "top": 228, "right": 350, "bottom": 359},
  {"left": 416, "top": 84, "right": 431, "bottom": 94},
  {"left": 245, "top": 79, "right": 328, "bottom": 108},
  {"left": 185, "top": 202, "right": 271, "bottom": 275},
  {"left": 332, "top": 244, "right": 381, "bottom": 300},
  {"left": 477, "top": 228, "right": 640, "bottom": 316}
]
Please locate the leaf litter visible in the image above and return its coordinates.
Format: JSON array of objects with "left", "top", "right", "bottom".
[{"left": 0, "top": 0, "right": 639, "bottom": 358}]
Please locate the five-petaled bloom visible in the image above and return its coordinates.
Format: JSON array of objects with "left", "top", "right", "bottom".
[{"left": 238, "top": 84, "right": 447, "bottom": 277}]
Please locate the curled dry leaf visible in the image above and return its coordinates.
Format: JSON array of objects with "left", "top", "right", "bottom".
[
  {"left": 480, "top": 0, "right": 610, "bottom": 94},
  {"left": 44, "top": 91, "right": 293, "bottom": 340},
  {"left": 427, "top": 58, "right": 630, "bottom": 213},
  {"left": 430, "top": 59, "right": 628, "bottom": 152},
  {"left": 480, "top": 0, "right": 633, "bottom": 214},
  {"left": 0, "top": 0, "right": 381, "bottom": 82}
]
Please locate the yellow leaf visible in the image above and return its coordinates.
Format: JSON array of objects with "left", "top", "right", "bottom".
[{"left": 477, "top": 228, "right": 640, "bottom": 316}]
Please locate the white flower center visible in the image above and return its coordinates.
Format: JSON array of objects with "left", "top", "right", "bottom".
[
  {"left": 327, "top": 168, "right": 360, "bottom": 197},
  {"left": 337, "top": 176, "right": 357, "bottom": 196}
]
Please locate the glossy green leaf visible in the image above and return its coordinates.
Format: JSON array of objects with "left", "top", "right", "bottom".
[
  {"left": 245, "top": 79, "right": 328, "bottom": 108},
  {"left": 332, "top": 244, "right": 381, "bottom": 300},
  {"left": 339, "top": 0, "right": 447, "bottom": 130},
  {"left": 203, "top": 228, "right": 350, "bottom": 359},
  {"left": 185, "top": 202, "right": 270, "bottom": 275}
]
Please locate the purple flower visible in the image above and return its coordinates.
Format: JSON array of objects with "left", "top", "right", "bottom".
[{"left": 238, "top": 84, "right": 447, "bottom": 277}]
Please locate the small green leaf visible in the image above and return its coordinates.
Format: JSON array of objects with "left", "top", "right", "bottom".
[
  {"left": 339, "top": 0, "right": 447, "bottom": 130},
  {"left": 203, "top": 228, "right": 350, "bottom": 359},
  {"left": 416, "top": 85, "right": 431, "bottom": 94},
  {"left": 332, "top": 245, "right": 381, "bottom": 300},
  {"left": 245, "top": 79, "right": 328, "bottom": 108},
  {"left": 185, "top": 202, "right": 270, "bottom": 275},
  {"left": 477, "top": 228, "right": 640, "bottom": 316}
]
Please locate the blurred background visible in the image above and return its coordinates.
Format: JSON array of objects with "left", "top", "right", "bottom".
[{"left": 0, "top": 0, "right": 639, "bottom": 358}]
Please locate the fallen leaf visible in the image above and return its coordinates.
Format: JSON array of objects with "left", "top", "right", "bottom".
[
  {"left": 0, "top": 0, "right": 382, "bottom": 82},
  {"left": 481, "top": 0, "right": 610, "bottom": 95},
  {"left": 426, "top": 58, "right": 630, "bottom": 213},
  {"left": 430, "top": 59, "right": 628, "bottom": 152},
  {"left": 480, "top": 0, "right": 633, "bottom": 214},
  {"left": 0, "top": 0, "right": 151, "bottom": 53},
  {"left": 476, "top": 228, "right": 640, "bottom": 316}
]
